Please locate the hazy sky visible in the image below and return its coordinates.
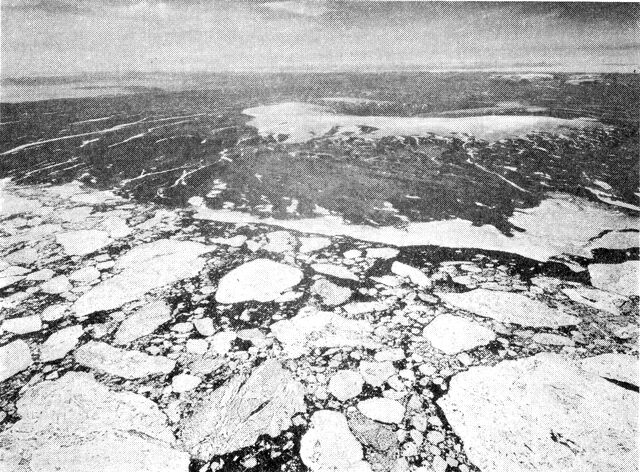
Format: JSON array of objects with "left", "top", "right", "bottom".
[{"left": 2, "top": 1, "right": 639, "bottom": 77}]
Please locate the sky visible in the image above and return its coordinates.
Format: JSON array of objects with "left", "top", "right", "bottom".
[{"left": 1, "top": 1, "right": 639, "bottom": 77}]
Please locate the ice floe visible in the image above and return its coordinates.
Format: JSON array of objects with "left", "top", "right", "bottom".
[{"left": 439, "top": 353, "right": 638, "bottom": 472}]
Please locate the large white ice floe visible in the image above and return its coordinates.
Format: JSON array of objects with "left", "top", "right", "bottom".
[
  {"left": 300, "top": 410, "right": 371, "bottom": 472},
  {"left": 422, "top": 313, "right": 496, "bottom": 354},
  {"left": 437, "top": 289, "right": 581, "bottom": 328},
  {"left": 113, "top": 300, "right": 173, "bottom": 345},
  {"left": 243, "top": 102, "right": 602, "bottom": 143},
  {"left": 588, "top": 260, "right": 639, "bottom": 297},
  {"left": 438, "top": 353, "right": 638, "bottom": 472},
  {"left": 74, "top": 341, "right": 176, "bottom": 379},
  {"left": 179, "top": 359, "right": 305, "bottom": 460},
  {"left": 0, "top": 340, "right": 32, "bottom": 382},
  {"left": 271, "top": 306, "right": 380, "bottom": 358},
  {"left": 580, "top": 353, "right": 639, "bottom": 387},
  {"left": 0, "top": 372, "right": 189, "bottom": 472},
  {"left": 56, "top": 229, "right": 112, "bottom": 256},
  {"left": 215, "top": 259, "right": 304, "bottom": 304},
  {"left": 72, "top": 239, "right": 210, "bottom": 317},
  {"left": 0, "top": 180, "right": 41, "bottom": 217}
]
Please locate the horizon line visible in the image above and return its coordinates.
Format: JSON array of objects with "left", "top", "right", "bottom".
[{"left": 3, "top": 65, "right": 639, "bottom": 82}]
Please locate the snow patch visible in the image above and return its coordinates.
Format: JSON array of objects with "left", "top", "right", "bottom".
[{"left": 243, "top": 102, "right": 602, "bottom": 143}]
